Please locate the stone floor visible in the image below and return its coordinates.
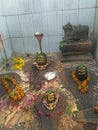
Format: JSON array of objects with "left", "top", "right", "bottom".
[{"left": 0, "top": 53, "right": 98, "bottom": 130}]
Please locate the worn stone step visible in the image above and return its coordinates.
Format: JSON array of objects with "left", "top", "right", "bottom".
[
  {"left": 60, "top": 54, "right": 93, "bottom": 62},
  {"left": 76, "top": 108, "right": 98, "bottom": 124}
]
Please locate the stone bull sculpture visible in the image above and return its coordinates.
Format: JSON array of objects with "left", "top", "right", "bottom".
[{"left": 63, "top": 22, "right": 89, "bottom": 41}]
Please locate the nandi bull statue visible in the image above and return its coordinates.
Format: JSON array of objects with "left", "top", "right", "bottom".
[{"left": 63, "top": 22, "right": 89, "bottom": 41}]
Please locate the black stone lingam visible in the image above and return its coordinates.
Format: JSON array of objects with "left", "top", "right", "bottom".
[{"left": 75, "top": 64, "right": 88, "bottom": 81}]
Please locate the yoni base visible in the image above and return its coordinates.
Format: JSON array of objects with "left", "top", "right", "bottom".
[{"left": 32, "top": 61, "right": 50, "bottom": 70}]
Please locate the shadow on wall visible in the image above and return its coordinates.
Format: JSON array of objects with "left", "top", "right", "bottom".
[
  {"left": 95, "top": 38, "right": 98, "bottom": 66},
  {"left": 89, "top": 34, "right": 97, "bottom": 60}
]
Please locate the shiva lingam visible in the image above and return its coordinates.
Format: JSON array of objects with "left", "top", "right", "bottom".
[
  {"left": 42, "top": 90, "right": 59, "bottom": 110},
  {"left": 34, "top": 32, "right": 47, "bottom": 65},
  {"left": 72, "top": 64, "right": 90, "bottom": 93},
  {"left": 33, "top": 32, "right": 49, "bottom": 70}
]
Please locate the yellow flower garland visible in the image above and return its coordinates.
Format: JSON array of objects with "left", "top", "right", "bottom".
[
  {"left": 1, "top": 76, "right": 24, "bottom": 101},
  {"left": 12, "top": 57, "right": 24, "bottom": 70},
  {"left": 72, "top": 71, "right": 90, "bottom": 93}
]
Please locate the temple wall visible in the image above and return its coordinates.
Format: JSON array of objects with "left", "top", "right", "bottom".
[{"left": 0, "top": 0, "right": 97, "bottom": 60}]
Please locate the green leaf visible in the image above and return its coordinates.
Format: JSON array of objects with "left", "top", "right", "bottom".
[
  {"left": 59, "top": 41, "right": 68, "bottom": 47},
  {"left": 4, "top": 74, "right": 10, "bottom": 80},
  {"left": 2, "top": 95, "right": 8, "bottom": 99},
  {"left": 9, "top": 89, "right": 16, "bottom": 96},
  {"left": 66, "top": 105, "right": 72, "bottom": 116}
]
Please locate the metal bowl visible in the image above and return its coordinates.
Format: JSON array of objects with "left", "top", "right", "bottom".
[{"left": 44, "top": 72, "right": 56, "bottom": 80}]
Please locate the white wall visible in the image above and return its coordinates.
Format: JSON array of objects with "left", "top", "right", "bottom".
[{"left": 0, "top": 0, "right": 97, "bottom": 59}]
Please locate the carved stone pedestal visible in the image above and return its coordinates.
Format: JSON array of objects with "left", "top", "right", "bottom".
[
  {"left": 60, "top": 40, "right": 95, "bottom": 62},
  {"left": 60, "top": 23, "right": 96, "bottom": 62}
]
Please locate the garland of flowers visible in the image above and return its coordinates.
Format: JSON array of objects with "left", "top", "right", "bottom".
[
  {"left": 1, "top": 75, "right": 24, "bottom": 101},
  {"left": 72, "top": 71, "right": 90, "bottom": 93},
  {"left": 12, "top": 57, "right": 24, "bottom": 70}
]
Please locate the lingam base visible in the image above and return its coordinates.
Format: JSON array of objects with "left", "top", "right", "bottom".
[{"left": 32, "top": 60, "right": 51, "bottom": 71}]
